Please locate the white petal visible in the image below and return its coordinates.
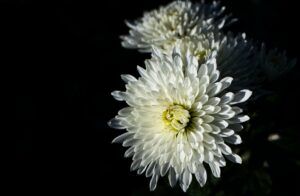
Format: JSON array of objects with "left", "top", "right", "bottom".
[
  {"left": 137, "top": 66, "right": 148, "bottom": 78},
  {"left": 214, "top": 156, "right": 226, "bottom": 167},
  {"left": 207, "top": 58, "right": 217, "bottom": 75},
  {"left": 198, "top": 75, "right": 209, "bottom": 86},
  {"left": 209, "top": 162, "right": 221, "bottom": 178},
  {"left": 168, "top": 168, "right": 178, "bottom": 187},
  {"left": 122, "top": 137, "right": 138, "bottom": 147},
  {"left": 203, "top": 133, "right": 215, "bottom": 144},
  {"left": 130, "top": 159, "right": 141, "bottom": 171},
  {"left": 207, "top": 82, "right": 222, "bottom": 96},
  {"left": 231, "top": 106, "right": 243, "bottom": 115},
  {"left": 193, "top": 130, "right": 203, "bottom": 142},
  {"left": 198, "top": 64, "right": 208, "bottom": 77},
  {"left": 209, "top": 70, "right": 220, "bottom": 83},
  {"left": 228, "top": 124, "right": 244, "bottom": 132},
  {"left": 206, "top": 97, "right": 220, "bottom": 106},
  {"left": 121, "top": 74, "right": 137, "bottom": 83},
  {"left": 210, "top": 124, "right": 221, "bottom": 134},
  {"left": 199, "top": 95, "right": 209, "bottom": 104},
  {"left": 213, "top": 120, "right": 229, "bottom": 129},
  {"left": 202, "top": 115, "right": 214, "bottom": 123},
  {"left": 229, "top": 115, "right": 250, "bottom": 124},
  {"left": 204, "top": 150, "right": 214, "bottom": 162},
  {"left": 215, "top": 111, "right": 235, "bottom": 119},
  {"left": 219, "top": 128, "right": 235, "bottom": 137},
  {"left": 230, "top": 90, "right": 252, "bottom": 105},
  {"left": 160, "top": 163, "right": 170, "bottom": 177},
  {"left": 187, "top": 131, "right": 198, "bottom": 147},
  {"left": 112, "top": 132, "right": 133, "bottom": 143},
  {"left": 218, "top": 143, "right": 232, "bottom": 155},
  {"left": 218, "top": 105, "right": 231, "bottom": 115},
  {"left": 213, "top": 134, "right": 224, "bottom": 144},
  {"left": 224, "top": 134, "right": 242, "bottom": 144},
  {"left": 202, "top": 123, "right": 213, "bottom": 132},
  {"left": 149, "top": 174, "right": 159, "bottom": 191},
  {"left": 146, "top": 161, "right": 156, "bottom": 177},
  {"left": 224, "top": 153, "right": 242, "bottom": 164},
  {"left": 195, "top": 164, "right": 207, "bottom": 187},
  {"left": 111, "top": 91, "right": 126, "bottom": 101},
  {"left": 202, "top": 105, "right": 215, "bottom": 113},
  {"left": 137, "top": 166, "right": 147, "bottom": 175},
  {"left": 181, "top": 170, "right": 192, "bottom": 192},
  {"left": 197, "top": 85, "right": 206, "bottom": 97},
  {"left": 124, "top": 146, "right": 135, "bottom": 157},
  {"left": 118, "top": 107, "right": 133, "bottom": 116},
  {"left": 108, "top": 118, "right": 126, "bottom": 129},
  {"left": 220, "top": 92, "right": 234, "bottom": 104},
  {"left": 220, "top": 77, "right": 233, "bottom": 91},
  {"left": 173, "top": 52, "right": 183, "bottom": 68}
]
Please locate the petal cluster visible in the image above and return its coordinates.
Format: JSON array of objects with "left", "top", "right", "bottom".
[
  {"left": 121, "top": 1, "right": 234, "bottom": 52},
  {"left": 109, "top": 46, "right": 251, "bottom": 192},
  {"left": 110, "top": 0, "right": 296, "bottom": 193}
]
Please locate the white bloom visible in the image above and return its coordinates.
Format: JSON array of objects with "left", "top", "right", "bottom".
[
  {"left": 259, "top": 44, "right": 297, "bottom": 81},
  {"left": 109, "top": 46, "right": 252, "bottom": 192},
  {"left": 121, "top": 0, "right": 235, "bottom": 52}
]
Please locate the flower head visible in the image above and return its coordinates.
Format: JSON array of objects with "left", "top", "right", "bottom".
[
  {"left": 109, "top": 46, "right": 252, "bottom": 192},
  {"left": 121, "top": 0, "right": 235, "bottom": 52}
]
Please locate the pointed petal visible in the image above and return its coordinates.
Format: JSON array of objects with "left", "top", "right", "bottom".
[
  {"left": 149, "top": 174, "right": 159, "bottom": 191},
  {"left": 195, "top": 164, "right": 207, "bottom": 187},
  {"left": 230, "top": 90, "right": 252, "bottom": 105},
  {"left": 108, "top": 118, "right": 126, "bottom": 129},
  {"left": 121, "top": 74, "right": 137, "bottom": 83},
  {"left": 224, "top": 134, "right": 242, "bottom": 144},
  {"left": 168, "top": 168, "right": 178, "bottom": 187},
  {"left": 225, "top": 153, "right": 242, "bottom": 164},
  {"left": 111, "top": 91, "right": 126, "bottom": 101}
]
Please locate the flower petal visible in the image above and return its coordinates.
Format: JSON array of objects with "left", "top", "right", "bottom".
[
  {"left": 195, "top": 164, "right": 207, "bottom": 187},
  {"left": 121, "top": 74, "right": 137, "bottom": 83},
  {"left": 149, "top": 174, "right": 159, "bottom": 191},
  {"left": 224, "top": 153, "right": 242, "bottom": 164},
  {"left": 230, "top": 90, "right": 252, "bottom": 105},
  {"left": 224, "top": 134, "right": 242, "bottom": 144}
]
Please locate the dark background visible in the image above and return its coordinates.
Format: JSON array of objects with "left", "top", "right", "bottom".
[{"left": 11, "top": 0, "right": 299, "bottom": 195}]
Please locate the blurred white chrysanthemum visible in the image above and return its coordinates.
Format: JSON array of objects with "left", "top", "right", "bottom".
[
  {"left": 259, "top": 44, "right": 297, "bottom": 81},
  {"left": 109, "top": 46, "right": 252, "bottom": 192},
  {"left": 121, "top": 0, "right": 235, "bottom": 52},
  {"left": 167, "top": 33, "right": 216, "bottom": 59}
]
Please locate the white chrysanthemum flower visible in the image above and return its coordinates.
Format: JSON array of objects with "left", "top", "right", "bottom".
[
  {"left": 259, "top": 44, "right": 297, "bottom": 81},
  {"left": 109, "top": 46, "right": 252, "bottom": 192},
  {"left": 121, "top": 0, "right": 235, "bottom": 52}
]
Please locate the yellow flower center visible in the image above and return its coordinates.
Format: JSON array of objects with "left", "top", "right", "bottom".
[
  {"left": 194, "top": 50, "right": 208, "bottom": 61},
  {"left": 167, "top": 8, "right": 180, "bottom": 16},
  {"left": 163, "top": 105, "right": 190, "bottom": 132}
]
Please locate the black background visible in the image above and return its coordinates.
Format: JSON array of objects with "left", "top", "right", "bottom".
[{"left": 11, "top": 0, "right": 299, "bottom": 195}]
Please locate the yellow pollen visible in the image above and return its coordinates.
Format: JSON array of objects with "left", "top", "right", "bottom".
[
  {"left": 194, "top": 50, "right": 208, "bottom": 60},
  {"left": 167, "top": 9, "right": 179, "bottom": 16},
  {"left": 163, "top": 105, "right": 190, "bottom": 132}
]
